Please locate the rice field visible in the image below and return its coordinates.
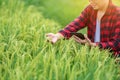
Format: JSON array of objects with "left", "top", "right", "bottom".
[{"left": 0, "top": 0, "right": 120, "bottom": 80}]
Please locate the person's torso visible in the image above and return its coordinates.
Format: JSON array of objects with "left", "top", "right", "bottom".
[{"left": 86, "top": 4, "right": 120, "bottom": 42}]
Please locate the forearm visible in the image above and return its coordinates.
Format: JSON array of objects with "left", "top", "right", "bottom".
[{"left": 59, "top": 21, "right": 86, "bottom": 39}]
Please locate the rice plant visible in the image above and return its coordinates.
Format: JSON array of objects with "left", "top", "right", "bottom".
[{"left": 0, "top": 0, "right": 120, "bottom": 80}]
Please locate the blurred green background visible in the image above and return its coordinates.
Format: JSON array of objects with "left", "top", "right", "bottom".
[
  {"left": 23, "top": 0, "right": 120, "bottom": 26},
  {"left": 22, "top": 0, "right": 120, "bottom": 34}
]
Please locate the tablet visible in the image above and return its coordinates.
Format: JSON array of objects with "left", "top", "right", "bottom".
[{"left": 70, "top": 32, "right": 85, "bottom": 40}]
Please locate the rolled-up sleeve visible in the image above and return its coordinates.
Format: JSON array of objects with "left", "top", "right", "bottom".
[{"left": 59, "top": 5, "right": 91, "bottom": 39}]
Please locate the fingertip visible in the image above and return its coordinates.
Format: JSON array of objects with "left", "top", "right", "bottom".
[{"left": 46, "top": 33, "right": 53, "bottom": 37}]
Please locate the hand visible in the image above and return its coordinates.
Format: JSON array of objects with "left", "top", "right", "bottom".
[
  {"left": 84, "top": 34, "right": 96, "bottom": 47},
  {"left": 73, "top": 35, "right": 87, "bottom": 45},
  {"left": 46, "top": 33, "right": 64, "bottom": 44},
  {"left": 73, "top": 34, "right": 96, "bottom": 47}
]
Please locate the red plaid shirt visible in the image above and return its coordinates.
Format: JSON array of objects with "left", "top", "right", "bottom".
[{"left": 59, "top": 1, "right": 120, "bottom": 56}]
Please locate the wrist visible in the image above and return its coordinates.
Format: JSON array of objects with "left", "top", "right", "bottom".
[
  {"left": 91, "top": 43, "right": 97, "bottom": 47},
  {"left": 56, "top": 33, "right": 64, "bottom": 39}
]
